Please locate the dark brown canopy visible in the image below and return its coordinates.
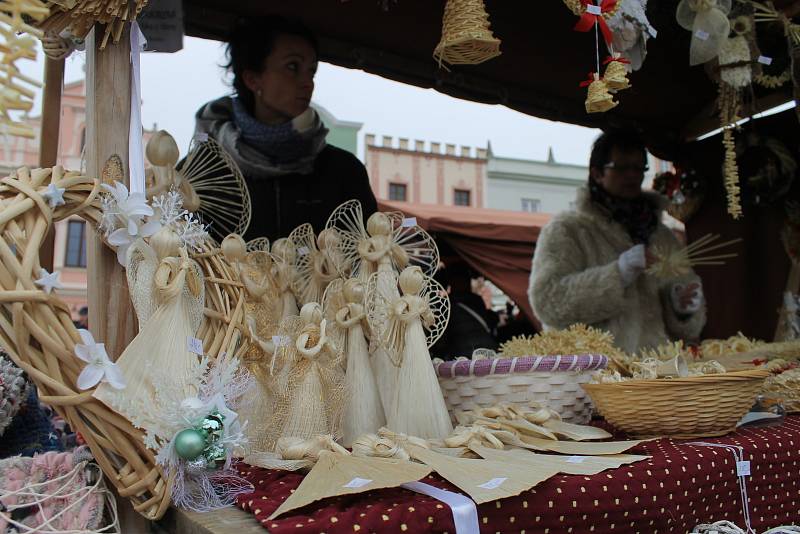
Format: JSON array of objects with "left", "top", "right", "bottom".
[{"left": 184, "top": 0, "right": 798, "bottom": 158}]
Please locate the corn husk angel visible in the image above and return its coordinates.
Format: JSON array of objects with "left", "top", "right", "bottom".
[
  {"left": 238, "top": 250, "right": 283, "bottom": 453},
  {"left": 289, "top": 223, "right": 349, "bottom": 306},
  {"left": 94, "top": 247, "right": 205, "bottom": 433},
  {"left": 367, "top": 266, "right": 452, "bottom": 439},
  {"left": 323, "top": 278, "right": 386, "bottom": 446},
  {"left": 260, "top": 303, "right": 347, "bottom": 451},
  {"left": 325, "top": 200, "right": 439, "bottom": 413},
  {"left": 271, "top": 238, "right": 300, "bottom": 320}
]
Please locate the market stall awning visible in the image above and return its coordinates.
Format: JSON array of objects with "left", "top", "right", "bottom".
[
  {"left": 183, "top": 0, "right": 798, "bottom": 157},
  {"left": 379, "top": 200, "right": 549, "bottom": 324}
]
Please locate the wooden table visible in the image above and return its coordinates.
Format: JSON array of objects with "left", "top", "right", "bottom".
[{"left": 152, "top": 506, "right": 266, "bottom": 534}]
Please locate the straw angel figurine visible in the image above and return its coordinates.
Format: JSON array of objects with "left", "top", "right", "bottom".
[
  {"left": 94, "top": 247, "right": 205, "bottom": 433},
  {"left": 289, "top": 223, "right": 349, "bottom": 306},
  {"left": 271, "top": 238, "right": 300, "bottom": 320},
  {"left": 367, "top": 266, "right": 452, "bottom": 439},
  {"left": 324, "top": 278, "right": 386, "bottom": 446},
  {"left": 265, "top": 303, "right": 347, "bottom": 448},
  {"left": 325, "top": 200, "right": 439, "bottom": 413}
]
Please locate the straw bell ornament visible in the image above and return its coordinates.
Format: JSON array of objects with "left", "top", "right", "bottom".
[
  {"left": 433, "top": 0, "right": 501, "bottom": 67},
  {"left": 603, "top": 56, "right": 632, "bottom": 91},
  {"left": 581, "top": 73, "right": 618, "bottom": 113}
]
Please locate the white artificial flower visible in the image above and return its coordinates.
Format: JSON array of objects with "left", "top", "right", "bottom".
[{"left": 74, "top": 329, "right": 125, "bottom": 390}]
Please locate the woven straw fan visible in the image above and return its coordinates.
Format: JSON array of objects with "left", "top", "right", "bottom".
[
  {"left": 146, "top": 130, "right": 252, "bottom": 243},
  {"left": 268, "top": 437, "right": 431, "bottom": 520},
  {"left": 433, "top": 0, "right": 501, "bottom": 67},
  {"left": 647, "top": 233, "right": 742, "bottom": 279}
]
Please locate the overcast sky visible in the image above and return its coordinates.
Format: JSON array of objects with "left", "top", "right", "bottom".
[{"left": 21, "top": 36, "right": 600, "bottom": 166}]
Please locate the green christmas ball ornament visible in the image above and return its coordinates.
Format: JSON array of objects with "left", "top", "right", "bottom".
[{"left": 174, "top": 428, "right": 206, "bottom": 460}]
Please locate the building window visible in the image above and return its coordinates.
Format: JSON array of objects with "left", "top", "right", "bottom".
[
  {"left": 65, "top": 220, "right": 87, "bottom": 268},
  {"left": 388, "top": 182, "right": 407, "bottom": 201},
  {"left": 454, "top": 189, "right": 471, "bottom": 206},
  {"left": 521, "top": 198, "right": 541, "bottom": 212}
]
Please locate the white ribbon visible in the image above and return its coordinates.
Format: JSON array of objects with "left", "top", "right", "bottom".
[
  {"left": 685, "top": 442, "right": 754, "bottom": 534},
  {"left": 401, "top": 481, "right": 479, "bottom": 534},
  {"left": 128, "top": 22, "right": 147, "bottom": 194}
]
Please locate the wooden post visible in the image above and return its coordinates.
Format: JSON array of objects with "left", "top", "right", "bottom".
[
  {"left": 38, "top": 57, "right": 65, "bottom": 271},
  {"left": 85, "top": 25, "right": 149, "bottom": 532},
  {"left": 85, "top": 25, "right": 138, "bottom": 360}
]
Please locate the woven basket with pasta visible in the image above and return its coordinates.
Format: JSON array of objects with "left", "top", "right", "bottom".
[{"left": 0, "top": 166, "right": 248, "bottom": 519}]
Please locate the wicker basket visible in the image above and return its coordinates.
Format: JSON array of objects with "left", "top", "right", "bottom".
[
  {"left": 582, "top": 370, "right": 771, "bottom": 439},
  {"left": 0, "top": 166, "right": 248, "bottom": 520},
  {"left": 434, "top": 354, "right": 608, "bottom": 424}
]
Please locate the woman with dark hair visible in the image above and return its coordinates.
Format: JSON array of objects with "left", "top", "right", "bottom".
[
  {"left": 528, "top": 130, "right": 706, "bottom": 353},
  {"left": 194, "top": 16, "right": 377, "bottom": 241}
]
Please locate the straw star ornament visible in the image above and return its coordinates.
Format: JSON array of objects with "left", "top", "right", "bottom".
[
  {"left": 34, "top": 268, "right": 62, "bottom": 294},
  {"left": 42, "top": 182, "right": 65, "bottom": 208}
]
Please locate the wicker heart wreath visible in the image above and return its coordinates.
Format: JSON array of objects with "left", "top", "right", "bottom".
[{"left": 0, "top": 166, "right": 248, "bottom": 519}]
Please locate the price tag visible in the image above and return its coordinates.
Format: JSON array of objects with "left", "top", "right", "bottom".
[
  {"left": 401, "top": 217, "right": 417, "bottom": 228},
  {"left": 757, "top": 55, "right": 773, "bottom": 65},
  {"left": 695, "top": 30, "right": 710, "bottom": 41},
  {"left": 648, "top": 26, "right": 658, "bottom": 38},
  {"left": 187, "top": 337, "right": 204, "bottom": 355},
  {"left": 343, "top": 477, "right": 373, "bottom": 489},
  {"left": 586, "top": 4, "right": 602, "bottom": 15},
  {"left": 194, "top": 132, "right": 209, "bottom": 143},
  {"left": 477, "top": 477, "right": 507, "bottom": 490},
  {"left": 736, "top": 460, "right": 751, "bottom": 477},
  {"left": 566, "top": 456, "right": 587, "bottom": 464},
  {"left": 298, "top": 246, "right": 310, "bottom": 256}
]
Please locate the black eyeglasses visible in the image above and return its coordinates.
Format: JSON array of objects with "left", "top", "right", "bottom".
[{"left": 604, "top": 162, "right": 649, "bottom": 174}]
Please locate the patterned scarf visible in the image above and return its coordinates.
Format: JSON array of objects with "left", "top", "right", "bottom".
[
  {"left": 589, "top": 179, "right": 659, "bottom": 245},
  {"left": 231, "top": 97, "right": 328, "bottom": 168}
]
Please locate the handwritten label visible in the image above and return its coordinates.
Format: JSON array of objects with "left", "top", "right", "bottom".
[
  {"left": 401, "top": 217, "right": 417, "bottom": 228},
  {"left": 343, "top": 477, "right": 373, "bottom": 489},
  {"left": 272, "top": 335, "right": 291, "bottom": 347},
  {"left": 187, "top": 337, "right": 204, "bottom": 355},
  {"left": 566, "top": 456, "right": 587, "bottom": 464},
  {"left": 477, "top": 477, "right": 507, "bottom": 490},
  {"left": 695, "top": 30, "right": 710, "bottom": 41},
  {"left": 757, "top": 55, "right": 773, "bottom": 65},
  {"left": 194, "top": 132, "right": 209, "bottom": 143},
  {"left": 586, "top": 4, "right": 602, "bottom": 15},
  {"left": 736, "top": 460, "right": 751, "bottom": 477},
  {"left": 298, "top": 246, "right": 310, "bottom": 256}
]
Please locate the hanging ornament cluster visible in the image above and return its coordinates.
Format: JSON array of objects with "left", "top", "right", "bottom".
[
  {"left": 0, "top": 0, "right": 50, "bottom": 139},
  {"left": 433, "top": 0, "right": 501, "bottom": 67},
  {"left": 568, "top": 1, "right": 641, "bottom": 114},
  {"left": 37, "top": 0, "right": 149, "bottom": 49}
]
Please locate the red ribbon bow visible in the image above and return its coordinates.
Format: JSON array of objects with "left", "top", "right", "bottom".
[
  {"left": 579, "top": 72, "right": 598, "bottom": 87},
  {"left": 603, "top": 55, "right": 630, "bottom": 65},
  {"left": 574, "top": 0, "right": 617, "bottom": 46}
]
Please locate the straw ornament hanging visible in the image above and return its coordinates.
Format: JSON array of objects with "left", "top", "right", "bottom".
[
  {"left": 37, "top": 0, "right": 149, "bottom": 49},
  {"left": 571, "top": 0, "right": 620, "bottom": 46},
  {"left": 581, "top": 72, "right": 618, "bottom": 113},
  {"left": 602, "top": 54, "right": 632, "bottom": 90},
  {"left": 433, "top": 0, "right": 501, "bottom": 67}
]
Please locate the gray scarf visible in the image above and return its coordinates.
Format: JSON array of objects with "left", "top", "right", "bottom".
[{"left": 194, "top": 96, "right": 328, "bottom": 178}]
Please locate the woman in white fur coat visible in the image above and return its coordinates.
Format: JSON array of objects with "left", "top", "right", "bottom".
[{"left": 529, "top": 131, "right": 706, "bottom": 354}]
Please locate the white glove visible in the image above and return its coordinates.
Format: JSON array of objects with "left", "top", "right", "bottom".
[
  {"left": 671, "top": 282, "right": 703, "bottom": 315},
  {"left": 617, "top": 244, "right": 646, "bottom": 287}
]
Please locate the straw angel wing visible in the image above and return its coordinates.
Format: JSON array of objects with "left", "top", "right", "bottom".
[
  {"left": 288, "top": 223, "right": 344, "bottom": 306},
  {"left": 325, "top": 199, "right": 368, "bottom": 277},
  {"left": 125, "top": 238, "right": 159, "bottom": 328},
  {"left": 321, "top": 278, "right": 348, "bottom": 359},
  {"left": 365, "top": 269, "right": 450, "bottom": 365},
  {"left": 385, "top": 211, "right": 440, "bottom": 276},
  {"left": 176, "top": 135, "right": 252, "bottom": 242},
  {"left": 246, "top": 237, "right": 270, "bottom": 253},
  {"left": 271, "top": 238, "right": 300, "bottom": 320}
]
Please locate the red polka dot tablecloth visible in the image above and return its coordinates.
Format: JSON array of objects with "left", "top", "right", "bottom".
[{"left": 235, "top": 416, "right": 800, "bottom": 533}]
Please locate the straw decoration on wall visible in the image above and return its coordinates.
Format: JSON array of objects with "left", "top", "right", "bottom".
[
  {"left": 0, "top": 0, "right": 50, "bottom": 139},
  {"left": 37, "top": 0, "right": 149, "bottom": 49},
  {"left": 433, "top": 0, "right": 501, "bottom": 67}
]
